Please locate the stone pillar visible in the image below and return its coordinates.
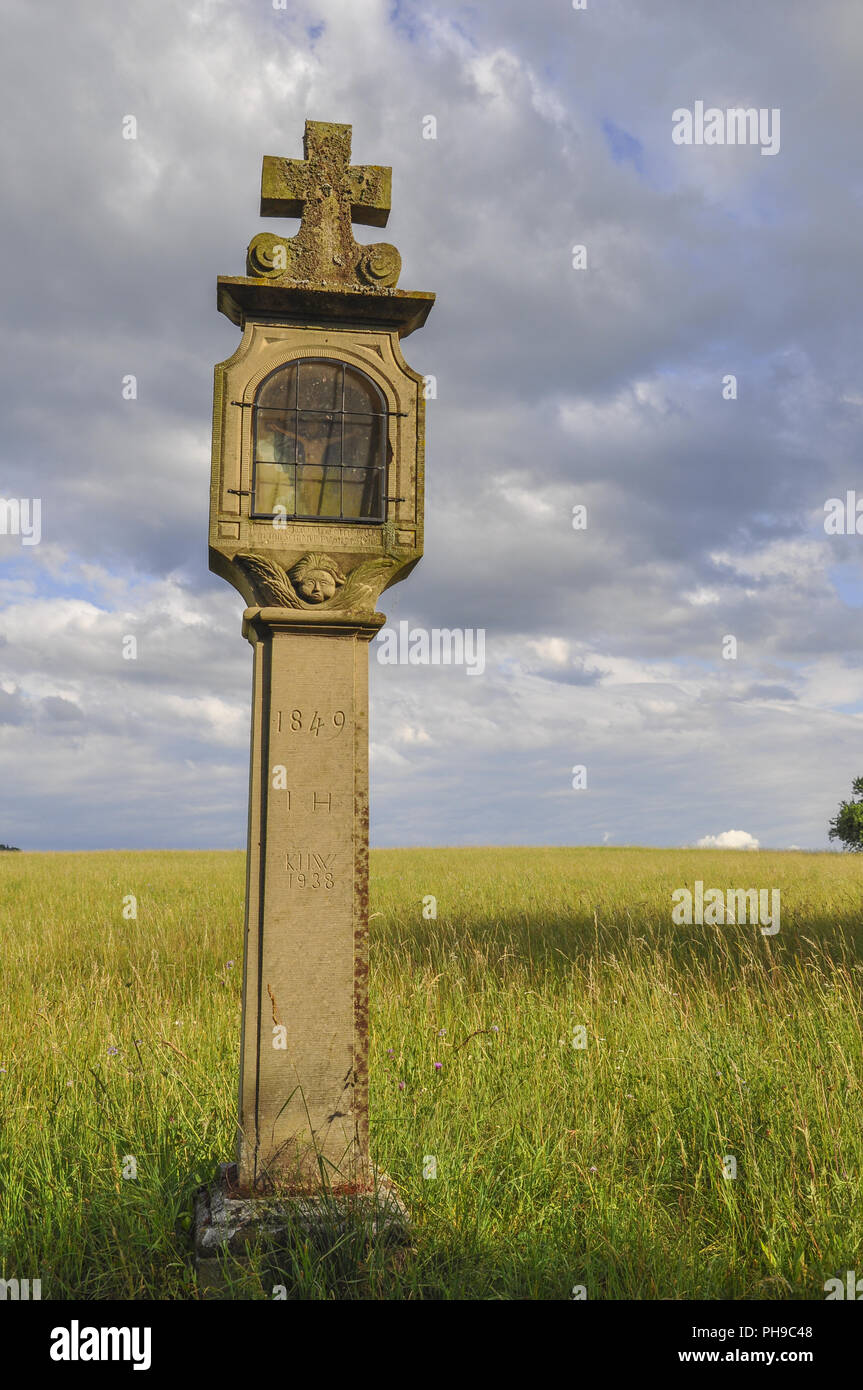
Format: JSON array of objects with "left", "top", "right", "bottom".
[{"left": 236, "top": 606, "right": 383, "bottom": 1194}]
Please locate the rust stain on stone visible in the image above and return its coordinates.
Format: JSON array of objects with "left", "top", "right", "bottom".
[
  {"left": 208, "top": 119, "right": 432, "bottom": 1198},
  {"left": 353, "top": 780, "right": 371, "bottom": 1164}
]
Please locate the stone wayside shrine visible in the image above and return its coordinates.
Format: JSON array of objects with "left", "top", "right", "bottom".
[{"left": 194, "top": 120, "right": 433, "bottom": 1285}]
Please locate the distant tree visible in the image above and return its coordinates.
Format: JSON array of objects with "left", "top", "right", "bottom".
[
  {"left": 0, "top": 844, "right": 20, "bottom": 851},
  {"left": 829, "top": 777, "right": 863, "bottom": 852}
]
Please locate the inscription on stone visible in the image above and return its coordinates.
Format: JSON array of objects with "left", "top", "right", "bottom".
[
  {"left": 276, "top": 708, "right": 347, "bottom": 737},
  {"left": 207, "top": 120, "right": 433, "bottom": 1200},
  {"left": 280, "top": 526, "right": 391, "bottom": 550}
]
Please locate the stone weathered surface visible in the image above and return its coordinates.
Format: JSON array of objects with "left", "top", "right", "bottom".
[
  {"left": 208, "top": 319, "right": 427, "bottom": 613},
  {"left": 206, "top": 120, "right": 433, "bottom": 1211},
  {"left": 194, "top": 1164, "right": 409, "bottom": 1296},
  {"left": 237, "top": 610, "right": 380, "bottom": 1192},
  {"left": 216, "top": 277, "right": 434, "bottom": 336},
  {"left": 247, "top": 121, "right": 401, "bottom": 291}
]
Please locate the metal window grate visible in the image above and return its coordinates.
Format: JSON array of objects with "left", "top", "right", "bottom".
[{"left": 248, "top": 359, "right": 389, "bottom": 523}]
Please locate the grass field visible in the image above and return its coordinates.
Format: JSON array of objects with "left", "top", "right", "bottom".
[{"left": 1, "top": 846, "right": 862, "bottom": 1300}]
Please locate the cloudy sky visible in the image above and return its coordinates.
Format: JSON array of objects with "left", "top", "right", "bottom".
[{"left": 1, "top": 0, "right": 862, "bottom": 851}]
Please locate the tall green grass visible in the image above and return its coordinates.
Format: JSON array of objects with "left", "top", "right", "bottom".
[{"left": 1, "top": 847, "right": 862, "bottom": 1299}]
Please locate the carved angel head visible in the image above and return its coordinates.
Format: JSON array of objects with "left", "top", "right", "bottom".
[{"left": 287, "top": 552, "right": 347, "bottom": 604}]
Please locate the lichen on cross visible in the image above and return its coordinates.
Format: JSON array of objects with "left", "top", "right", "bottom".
[{"left": 247, "top": 120, "right": 402, "bottom": 291}]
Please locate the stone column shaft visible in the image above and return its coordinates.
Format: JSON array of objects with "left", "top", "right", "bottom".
[{"left": 237, "top": 607, "right": 382, "bottom": 1193}]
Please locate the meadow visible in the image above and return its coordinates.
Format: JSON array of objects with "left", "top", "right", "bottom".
[{"left": 1, "top": 846, "right": 862, "bottom": 1300}]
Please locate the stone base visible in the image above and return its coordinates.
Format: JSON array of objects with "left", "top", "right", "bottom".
[{"left": 193, "top": 1164, "right": 410, "bottom": 1297}]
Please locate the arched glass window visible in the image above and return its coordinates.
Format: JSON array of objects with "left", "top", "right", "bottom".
[{"left": 251, "top": 359, "right": 386, "bottom": 522}]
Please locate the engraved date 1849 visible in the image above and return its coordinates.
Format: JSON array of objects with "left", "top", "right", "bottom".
[{"left": 278, "top": 709, "right": 346, "bottom": 736}]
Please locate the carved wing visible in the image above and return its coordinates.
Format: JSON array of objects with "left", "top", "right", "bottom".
[
  {"left": 233, "top": 552, "right": 304, "bottom": 608},
  {"left": 330, "top": 556, "right": 400, "bottom": 612}
]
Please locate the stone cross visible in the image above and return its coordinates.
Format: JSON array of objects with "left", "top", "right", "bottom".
[
  {"left": 208, "top": 121, "right": 434, "bottom": 1207},
  {"left": 251, "top": 121, "right": 401, "bottom": 290}
]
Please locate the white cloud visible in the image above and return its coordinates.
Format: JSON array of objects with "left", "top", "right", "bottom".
[
  {"left": 695, "top": 830, "right": 761, "bottom": 851},
  {"left": 684, "top": 587, "right": 721, "bottom": 606},
  {"left": 1, "top": 0, "right": 861, "bottom": 851},
  {"left": 709, "top": 540, "right": 827, "bottom": 587},
  {"left": 527, "top": 637, "right": 571, "bottom": 666}
]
